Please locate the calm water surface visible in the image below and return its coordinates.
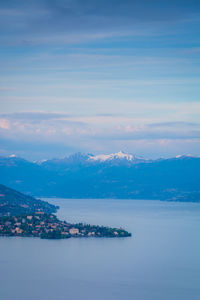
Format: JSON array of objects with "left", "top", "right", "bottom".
[{"left": 0, "top": 199, "right": 200, "bottom": 300}]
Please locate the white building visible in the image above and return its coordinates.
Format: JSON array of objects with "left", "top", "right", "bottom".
[{"left": 69, "top": 228, "right": 79, "bottom": 235}]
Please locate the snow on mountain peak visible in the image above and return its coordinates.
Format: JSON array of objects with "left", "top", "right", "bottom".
[
  {"left": 175, "top": 154, "right": 194, "bottom": 159},
  {"left": 88, "top": 151, "right": 134, "bottom": 162}
]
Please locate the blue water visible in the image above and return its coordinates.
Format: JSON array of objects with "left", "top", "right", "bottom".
[{"left": 0, "top": 199, "right": 200, "bottom": 300}]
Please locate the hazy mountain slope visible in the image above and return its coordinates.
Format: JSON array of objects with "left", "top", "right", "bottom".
[
  {"left": 0, "top": 183, "right": 57, "bottom": 216},
  {"left": 0, "top": 156, "right": 57, "bottom": 195},
  {"left": 0, "top": 154, "right": 199, "bottom": 202}
]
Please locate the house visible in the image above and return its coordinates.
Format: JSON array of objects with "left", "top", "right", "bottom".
[
  {"left": 69, "top": 228, "right": 79, "bottom": 235},
  {"left": 15, "top": 227, "right": 23, "bottom": 234},
  {"left": 50, "top": 225, "right": 57, "bottom": 229}
]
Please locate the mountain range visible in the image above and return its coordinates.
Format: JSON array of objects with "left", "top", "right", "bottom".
[{"left": 0, "top": 152, "right": 199, "bottom": 202}]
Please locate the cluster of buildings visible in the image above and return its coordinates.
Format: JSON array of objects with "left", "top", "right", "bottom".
[
  {"left": 0, "top": 212, "right": 82, "bottom": 237},
  {"left": 0, "top": 211, "right": 130, "bottom": 239}
]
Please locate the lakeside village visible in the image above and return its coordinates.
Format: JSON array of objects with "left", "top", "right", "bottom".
[{"left": 0, "top": 211, "right": 131, "bottom": 239}]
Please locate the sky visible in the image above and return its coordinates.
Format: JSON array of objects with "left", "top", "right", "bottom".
[{"left": 0, "top": 0, "right": 200, "bottom": 160}]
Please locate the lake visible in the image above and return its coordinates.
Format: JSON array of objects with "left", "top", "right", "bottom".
[{"left": 0, "top": 199, "right": 200, "bottom": 300}]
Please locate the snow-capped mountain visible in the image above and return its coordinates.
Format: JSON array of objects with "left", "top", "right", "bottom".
[
  {"left": 38, "top": 151, "right": 149, "bottom": 168},
  {"left": 29, "top": 151, "right": 200, "bottom": 169},
  {"left": 2, "top": 152, "right": 199, "bottom": 168},
  {"left": 88, "top": 151, "right": 134, "bottom": 162},
  {"left": 175, "top": 154, "right": 195, "bottom": 159},
  {"left": 88, "top": 151, "right": 148, "bottom": 164},
  {"left": 164, "top": 154, "right": 199, "bottom": 162},
  {"left": 0, "top": 153, "right": 199, "bottom": 202}
]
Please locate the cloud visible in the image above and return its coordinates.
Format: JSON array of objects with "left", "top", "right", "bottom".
[
  {"left": 0, "top": 111, "right": 200, "bottom": 141},
  {"left": 0, "top": 112, "right": 199, "bottom": 159},
  {"left": 148, "top": 121, "right": 200, "bottom": 128},
  {"left": 0, "top": 0, "right": 199, "bottom": 46},
  {"left": 0, "top": 112, "right": 70, "bottom": 121},
  {"left": 0, "top": 112, "right": 92, "bottom": 145},
  {"left": 0, "top": 1, "right": 199, "bottom": 159},
  {"left": 94, "top": 123, "right": 200, "bottom": 141},
  {"left": 0, "top": 118, "right": 10, "bottom": 129}
]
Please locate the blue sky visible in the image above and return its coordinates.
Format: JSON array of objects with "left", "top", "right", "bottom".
[{"left": 0, "top": 0, "right": 200, "bottom": 159}]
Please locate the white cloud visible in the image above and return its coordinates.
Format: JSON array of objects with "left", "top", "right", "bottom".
[
  {"left": 0, "top": 118, "right": 10, "bottom": 129},
  {"left": 0, "top": 112, "right": 200, "bottom": 145}
]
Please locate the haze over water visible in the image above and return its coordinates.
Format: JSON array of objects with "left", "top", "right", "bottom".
[{"left": 0, "top": 199, "right": 200, "bottom": 300}]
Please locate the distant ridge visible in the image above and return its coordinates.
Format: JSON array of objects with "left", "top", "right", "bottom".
[
  {"left": 2, "top": 151, "right": 199, "bottom": 165},
  {"left": 0, "top": 153, "right": 199, "bottom": 202}
]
